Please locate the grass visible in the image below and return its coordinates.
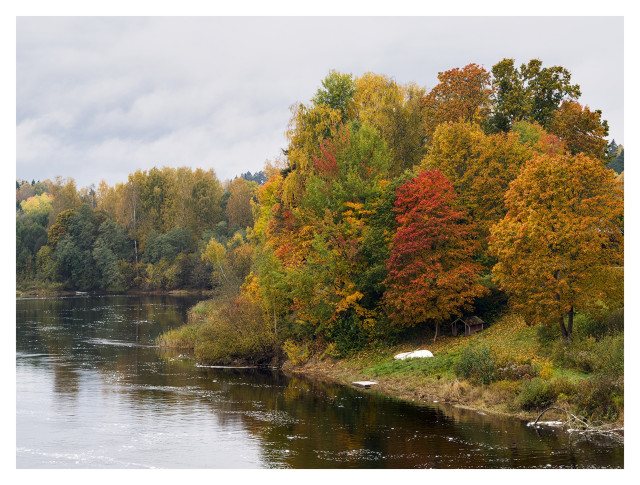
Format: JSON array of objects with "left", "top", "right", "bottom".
[{"left": 290, "top": 311, "right": 623, "bottom": 423}]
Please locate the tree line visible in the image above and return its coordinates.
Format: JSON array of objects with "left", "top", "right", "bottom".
[
  {"left": 16, "top": 170, "right": 264, "bottom": 291},
  {"left": 18, "top": 58, "right": 623, "bottom": 354}
]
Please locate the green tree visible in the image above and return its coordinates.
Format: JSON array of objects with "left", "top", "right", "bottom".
[
  {"left": 489, "top": 58, "right": 581, "bottom": 131},
  {"left": 312, "top": 70, "right": 356, "bottom": 121}
]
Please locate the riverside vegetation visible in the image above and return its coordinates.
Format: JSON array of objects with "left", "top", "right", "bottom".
[{"left": 18, "top": 58, "right": 624, "bottom": 424}]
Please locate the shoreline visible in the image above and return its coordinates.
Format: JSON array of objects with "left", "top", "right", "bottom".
[
  {"left": 15, "top": 288, "right": 215, "bottom": 299},
  {"left": 285, "top": 358, "right": 566, "bottom": 424}
]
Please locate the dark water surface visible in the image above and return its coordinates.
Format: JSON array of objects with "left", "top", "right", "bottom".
[{"left": 16, "top": 295, "right": 623, "bottom": 468}]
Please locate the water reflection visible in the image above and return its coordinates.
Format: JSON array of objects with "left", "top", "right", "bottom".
[{"left": 16, "top": 296, "right": 623, "bottom": 468}]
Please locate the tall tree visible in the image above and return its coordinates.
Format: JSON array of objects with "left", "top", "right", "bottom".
[
  {"left": 489, "top": 58, "right": 581, "bottom": 131},
  {"left": 354, "top": 73, "right": 427, "bottom": 176},
  {"left": 383, "top": 170, "right": 486, "bottom": 340},
  {"left": 422, "top": 63, "right": 492, "bottom": 143},
  {"left": 311, "top": 70, "right": 356, "bottom": 121},
  {"left": 489, "top": 153, "right": 623, "bottom": 339},
  {"left": 548, "top": 101, "right": 609, "bottom": 159},
  {"left": 226, "top": 177, "right": 254, "bottom": 231}
]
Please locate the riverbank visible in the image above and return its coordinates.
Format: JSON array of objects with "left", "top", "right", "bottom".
[
  {"left": 286, "top": 356, "right": 539, "bottom": 422},
  {"left": 281, "top": 312, "right": 624, "bottom": 427}
]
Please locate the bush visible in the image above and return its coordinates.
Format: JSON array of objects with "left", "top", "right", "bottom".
[
  {"left": 551, "top": 333, "right": 623, "bottom": 377},
  {"left": 283, "top": 339, "right": 312, "bottom": 365},
  {"left": 592, "top": 334, "right": 624, "bottom": 378},
  {"left": 515, "top": 377, "right": 557, "bottom": 410},
  {"left": 194, "top": 294, "right": 276, "bottom": 365},
  {"left": 575, "top": 309, "right": 624, "bottom": 340},
  {"left": 320, "top": 311, "right": 369, "bottom": 357},
  {"left": 453, "top": 345, "right": 496, "bottom": 385},
  {"left": 157, "top": 323, "right": 200, "bottom": 349},
  {"left": 573, "top": 376, "right": 623, "bottom": 421},
  {"left": 536, "top": 324, "right": 561, "bottom": 347}
]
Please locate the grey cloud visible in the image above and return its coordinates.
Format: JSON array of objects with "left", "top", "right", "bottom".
[{"left": 17, "top": 16, "right": 623, "bottom": 188}]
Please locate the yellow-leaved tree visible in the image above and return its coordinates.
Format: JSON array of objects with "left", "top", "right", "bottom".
[{"left": 489, "top": 153, "right": 623, "bottom": 339}]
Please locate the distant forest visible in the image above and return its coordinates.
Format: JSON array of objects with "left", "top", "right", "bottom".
[{"left": 16, "top": 170, "right": 264, "bottom": 291}]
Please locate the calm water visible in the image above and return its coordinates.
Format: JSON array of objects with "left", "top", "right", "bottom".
[{"left": 16, "top": 295, "right": 623, "bottom": 468}]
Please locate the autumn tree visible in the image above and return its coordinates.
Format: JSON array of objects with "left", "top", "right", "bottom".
[
  {"left": 489, "top": 58, "right": 581, "bottom": 132},
  {"left": 489, "top": 153, "right": 623, "bottom": 339},
  {"left": 354, "top": 73, "right": 426, "bottom": 176},
  {"left": 383, "top": 170, "right": 486, "bottom": 340},
  {"left": 226, "top": 177, "right": 254, "bottom": 231},
  {"left": 548, "top": 101, "right": 609, "bottom": 159},
  {"left": 422, "top": 63, "right": 492, "bottom": 143},
  {"left": 311, "top": 70, "right": 356, "bottom": 121}
]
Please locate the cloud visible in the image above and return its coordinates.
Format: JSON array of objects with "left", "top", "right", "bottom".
[{"left": 16, "top": 17, "right": 624, "bottom": 187}]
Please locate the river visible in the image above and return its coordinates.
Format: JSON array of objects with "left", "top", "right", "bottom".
[{"left": 16, "top": 295, "right": 623, "bottom": 468}]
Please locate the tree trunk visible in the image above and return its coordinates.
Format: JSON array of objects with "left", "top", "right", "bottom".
[
  {"left": 433, "top": 321, "right": 440, "bottom": 343},
  {"left": 559, "top": 315, "right": 569, "bottom": 340},
  {"left": 567, "top": 307, "right": 574, "bottom": 337}
]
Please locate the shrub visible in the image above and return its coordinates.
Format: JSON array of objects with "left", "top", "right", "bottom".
[
  {"left": 551, "top": 333, "right": 623, "bottom": 377},
  {"left": 283, "top": 339, "right": 311, "bottom": 366},
  {"left": 320, "top": 311, "right": 369, "bottom": 357},
  {"left": 453, "top": 344, "right": 496, "bottom": 385},
  {"left": 574, "top": 309, "right": 624, "bottom": 340},
  {"left": 573, "top": 376, "right": 623, "bottom": 421},
  {"left": 194, "top": 294, "right": 276, "bottom": 365},
  {"left": 157, "top": 323, "right": 200, "bottom": 349},
  {"left": 592, "top": 334, "right": 624, "bottom": 378},
  {"left": 539, "top": 361, "right": 554, "bottom": 380},
  {"left": 549, "top": 377, "right": 578, "bottom": 397},
  {"left": 536, "top": 324, "right": 560, "bottom": 347},
  {"left": 515, "top": 377, "right": 557, "bottom": 410}
]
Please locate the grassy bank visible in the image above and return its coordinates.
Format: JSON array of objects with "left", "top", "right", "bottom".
[
  {"left": 284, "top": 312, "right": 624, "bottom": 425},
  {"left": 158, "top": 295, "right": 623, "bottom": 425}
]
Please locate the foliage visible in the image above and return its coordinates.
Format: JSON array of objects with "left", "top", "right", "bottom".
[
  {"left": 20, "top": 193, "right": 53, "bottom": 217},
  {"left": 226, "top": 177, "right": 254, "bottom": 231},
  {"left": 311, "top": 70, "right": 356, "bottom": 121},
  {"left": 608, "top": 148, "right": 624, "bottom": 174},
  {"left": 422, "top": 63, "right": 492, "bottom": 142},
  {"left": 489, "top": 58, "right": 581, "bottom": 131},
  {"left": 548, "top": 101, "right": 609, "bottom": 159},
  {"left": 452, "top": 344, "right": 497, "bottom": 384},
  {"left": 353, "top": 73, "right": 426, "bottom": 176},
  {"left": 282, "top": 339, "right": 312, "bottom": 366},
  {"left": 194, "top": 294, "right": 276, "bottom": 365},
  {"left": 383, "top": 170, "right": 486, "bottom": 330},
  {"left": 423, "top": 121, "right": 534, "bottom": 240},
  {"left": 490, "top": 153, "right": 623, "bottom": 338},
  {"left": 515, "top": 377, "right": 557, "bottom": 410},
  {"left": 572, "top": 376, "right": 623, "bottom": 421}
]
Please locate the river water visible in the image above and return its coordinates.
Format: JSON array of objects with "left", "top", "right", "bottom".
[{"left": 16, "top": 295, "right": 623, "bottom": 468}]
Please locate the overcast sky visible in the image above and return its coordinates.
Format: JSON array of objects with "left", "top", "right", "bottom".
[{"left": 16, "top": 16, "right": 624, "bottom": 188}]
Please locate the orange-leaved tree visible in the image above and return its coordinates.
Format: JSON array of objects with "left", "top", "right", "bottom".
[
  {"left": 383, "top": 170, "right": 487, "bottom": 341},
  {"left": 489, "top": 153, "right": 623, "bottom": 339},
  {"left": 422, "top": 63, "right": 492, "bottom": 144},
  {"left": 548, "top": 100, "right": 609, "bottom": 160}
]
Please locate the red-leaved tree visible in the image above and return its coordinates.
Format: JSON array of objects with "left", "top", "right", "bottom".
[{"left": 383, "top": 170, "right": 487, "bottom": 340}]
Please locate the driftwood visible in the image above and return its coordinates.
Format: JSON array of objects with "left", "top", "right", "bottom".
[{"left": 532, "top": 407, "right": 624, "bottom": 444}]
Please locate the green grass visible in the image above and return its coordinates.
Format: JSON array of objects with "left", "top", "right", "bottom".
[{"left": 364, "top": 354, "right": 456, "bottom": 378}]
